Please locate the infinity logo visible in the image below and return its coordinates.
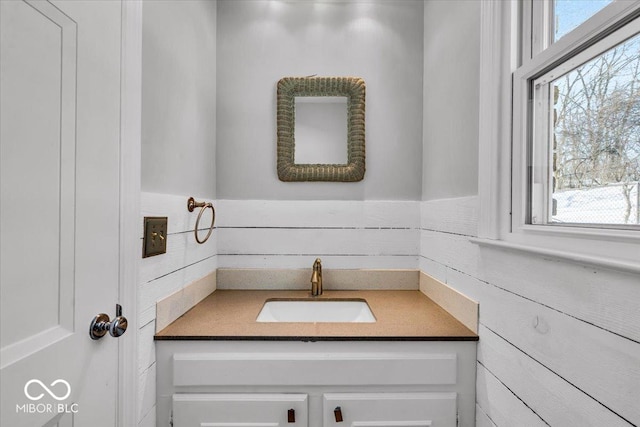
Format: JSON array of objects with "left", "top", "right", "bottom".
[{"left": 24, "top": 379, "right": 71, "bottom": 401}]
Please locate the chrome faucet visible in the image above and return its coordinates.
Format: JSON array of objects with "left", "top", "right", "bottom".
[{"left": 310, "top": 258, "right": 323, "bottom": 296}]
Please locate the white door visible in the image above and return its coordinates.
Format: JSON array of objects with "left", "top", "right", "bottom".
[
  {"left": 323, "top": 393, "right": 458, "bottom": 427},
  {"left": 1, "top": 1, "right": 124, "bottom": 426},
  {"left": 173, "top": 394, "right": 309, "bottom": 427}
]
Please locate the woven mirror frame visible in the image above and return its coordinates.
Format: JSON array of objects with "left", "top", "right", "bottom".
[{"left": 276, "top": 76, "right": 366, "bottom": 182}]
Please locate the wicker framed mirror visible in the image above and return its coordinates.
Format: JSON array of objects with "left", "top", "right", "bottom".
[{"left": 276, "top": 76, "right": 366, "bottom": 182}]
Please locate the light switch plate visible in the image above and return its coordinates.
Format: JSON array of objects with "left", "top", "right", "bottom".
[{"left": 143, "top": 216, "right": 168, "bottom": 258}]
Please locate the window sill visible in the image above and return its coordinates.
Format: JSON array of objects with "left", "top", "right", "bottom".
[{"left": 468, "top": 237, "right": 640, "bottom": 275}]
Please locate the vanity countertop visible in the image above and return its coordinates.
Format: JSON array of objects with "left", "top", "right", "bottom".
[{"left": 154, "top": 290, "right": 478, "bottom": 341}]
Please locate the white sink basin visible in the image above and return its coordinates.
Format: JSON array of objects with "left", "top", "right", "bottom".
[{"left": 256, "top": 299, "right": 376, "bottom": 323}]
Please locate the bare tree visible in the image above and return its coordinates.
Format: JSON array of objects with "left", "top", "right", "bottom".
[{"left": 553, "top": 35, "right": 640, "bottom": 223}]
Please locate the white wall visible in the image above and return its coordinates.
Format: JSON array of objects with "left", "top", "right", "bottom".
[
  {"left": 420, "top": 198, "right": 640, "bottom": 427},
  {"left": 422, "top": 0, "right": 479, "bottom": 201},
  {"left": 141, "top": 0, "right": 217, "bottom": 198},
  {"left": 137, "top": 192, "right": 217, "bottom": 427},
  {"left": 137, "top": 2, "right": 640, "bottom": 427},
  {"left": 421, "top": 3, "right": 640, "bottom": 426},
  {"left": 138, "top": 2, "right": 217, "bottom": 426},
  {"left": 216, "top": 0, "right": 424, "bottom": 200},
  {"left": 216, "top": 199, "right": 419, "bottom": 270}
]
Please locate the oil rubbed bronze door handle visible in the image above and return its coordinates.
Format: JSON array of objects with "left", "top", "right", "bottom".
[
  {"left": 334, "top": 406, "right": 343, "bottom": 422},
  {"left": 287, "top": 408, "right": 295, "bottom": 423}
]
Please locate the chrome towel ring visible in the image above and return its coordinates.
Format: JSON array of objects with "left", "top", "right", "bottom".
[{"left": 187, "top": 197, "right": 215, "bottom": 244}]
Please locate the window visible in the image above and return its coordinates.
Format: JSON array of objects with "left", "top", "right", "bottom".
[
  {"left": 531, "top": 21, "right": 640, "bottom": 227},
  {"left": 553, "top": 0, "right": 612, "bottom": 42},
  {"left": 516, "top": 1, "right": 640, "bottom": 229},
  {"left": 502, "top": 0, "right": 640, "bottom": 267}
]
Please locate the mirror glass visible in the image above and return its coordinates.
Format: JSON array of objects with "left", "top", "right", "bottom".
[{"left": 294, "top": 96, "right": 348, "bottom": 165}]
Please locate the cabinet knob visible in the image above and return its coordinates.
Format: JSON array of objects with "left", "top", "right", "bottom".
[
  {"left": 334, "top": 406, "right": 343, "bottom": 422},
  {"left": 287, "top": 408, "right": 295, "bottom": 423}
]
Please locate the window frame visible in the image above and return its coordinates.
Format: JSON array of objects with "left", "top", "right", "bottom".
[{"left": 474, "top": 0, "right": 640, "bottom": 272}]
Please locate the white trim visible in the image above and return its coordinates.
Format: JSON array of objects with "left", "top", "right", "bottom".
[
  {"left": 118, "top": 1, "right": 142, "bottom": 426},
  {"left": 469, "top": 237, "right": 640, "bottom": 274},
  {"left": 172, "top": 352, "right": 457, "bottom": 386},
  {"left": 533, "top": 17, "right": 640, "bottom": 86},
  {"left": 521, "top": 0, "right": 532, "bottom": 64},
  {"left": 172, "top": 393, "right": 309, "bottom": 403},
  {"left": 530, "top": 0, "right": 553, "bottom": 57},
  {"left": 529, "top": 1, "right": 640, "bottom": 66},
  {"left": 523, "top": 16, "right": 640, "bottom": 232},
  {"left": 478, "top": 0, "right": 517, "bottom": 240},
  {"left": 478, "top": 0, "right": 640, "bottom": 271},
  {"left": 510, "top": 2, "right": 640, "bottom": 265},
  {"left": 477, "top": 0, "right": 502, "bottom": 239}
]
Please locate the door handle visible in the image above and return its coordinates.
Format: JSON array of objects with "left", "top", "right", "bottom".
[{"left": 90, "top": 304, "right": 128, "bottom": 340}]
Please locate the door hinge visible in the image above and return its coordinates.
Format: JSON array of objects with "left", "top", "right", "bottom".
[
  {"left": 169, "top": 410, "right": 173, "bottom": 427},
  {"left": 456, "top": 412, "right": 459, "bottom": 427}
]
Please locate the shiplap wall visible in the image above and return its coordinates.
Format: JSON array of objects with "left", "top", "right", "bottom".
[
  {"left": 139, "top": 197, "right": 419, "bottom": 426},
  {"left": 216, "top": 200, "right": 420, "bottom": 270},
  {"left": 137, "top": 192, "right": 217, "bottom": 427},
  {"left": 135, "top": 193, "right": 640, "bottom": 427},
  {"left": 419, "top": 196, "right": 640, "bottom": 427}
]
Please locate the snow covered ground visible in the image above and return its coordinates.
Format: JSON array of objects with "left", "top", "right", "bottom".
[{"left": 552, "top": 183, "right": 639, "bottom": 225}]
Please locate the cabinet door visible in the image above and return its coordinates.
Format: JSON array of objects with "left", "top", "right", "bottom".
[
  {"left": 173, "top": 393, "right": 308, "bottom": 427},
  {"left": 323, "top": 392, "right": 456, "bottom": 427}
]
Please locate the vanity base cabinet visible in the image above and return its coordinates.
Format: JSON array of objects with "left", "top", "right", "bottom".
[
  {"left": 323, "top": 392, "right": 457, "bottom": 426},
  {"left": 172, "top": 393, "right": 308, "bottom": 427},
  {"left": 171, "top": 392, "right": 456, "bottom": 427},
  {"left": 156, "top": 341, "right": 477, "bottom": 427}
]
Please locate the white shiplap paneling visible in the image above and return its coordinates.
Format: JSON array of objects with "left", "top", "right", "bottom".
[
  {"left": 475, "top": 404, "right": 498, "bottom": 427},
  {"left": 137, "top": 321, "right": 156, "bottom": 375},
  {"left": 218, "top": 228, "right": 417, "bottom": 256},
  {"left": 216, "top": 199, "right": 420, "bottom": 228},
  {"left": 139, "top": 230, "right": 217, "bottom": 285},
  {"left": 137, "top": 192, "right": 218, "bottom": 427},
  {"left": 137, "top": 362, "right": 156, "bottom": 424},
  {"left": 135, "top": 193, "right": 640, "bottom": 427},
  {"left": 419, "top": 195, "right": 640, "bottom": 427},
  {"left": 478, "top": 325, "right": 631, "bottom": 426},
  {"left": 217, "top": 200, "right": 421, "bottom": 270},
  {"left": 218, "top": 254, "right": 419, "bottom": 270},
  {"left": 420, "top": 197, "right": 479, "bottom": 237},
  {"left": 139, "top": 254, "right": 217, "bottom": 316},
  {"left": 140, "top": 192, "right": 215, "bottom": 238},
  {"left": 475, "top": 363, "right": 548, "bottom": 427},
  {"left": 478, "top": 246, "right": 640, "bottom": 343}
]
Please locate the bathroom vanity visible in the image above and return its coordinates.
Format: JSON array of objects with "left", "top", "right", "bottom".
[{"left": 155, "top": 290, "right": 478, "bottom": 427}]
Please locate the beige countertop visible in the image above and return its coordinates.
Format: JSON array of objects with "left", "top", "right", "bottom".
[{"left": 155, "top": 290, "right": 478, "bottom": 341}]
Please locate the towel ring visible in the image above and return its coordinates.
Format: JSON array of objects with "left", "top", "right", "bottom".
[{"left": 187, "top": 197, "right": 215, "bottom": 244}]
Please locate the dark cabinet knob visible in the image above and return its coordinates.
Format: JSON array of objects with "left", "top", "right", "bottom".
[
  {"left": 334, "top": 406, "right": 343, "bottom": 422},
  {"left": 288, "top": 408, "right": 295, "bottom": 423}
]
